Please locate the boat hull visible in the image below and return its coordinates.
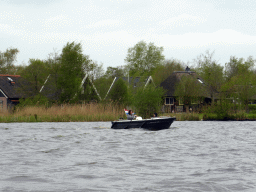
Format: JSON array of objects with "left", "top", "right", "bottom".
[{"left": 111, "top": 117, "right": 176, "bottom": 131}]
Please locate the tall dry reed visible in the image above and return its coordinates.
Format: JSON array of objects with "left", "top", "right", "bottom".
[{"left": 10, "top": 103, "right": 126, "bottom": 122}]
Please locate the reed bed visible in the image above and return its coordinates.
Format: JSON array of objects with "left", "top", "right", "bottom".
[
  {"left": 0, "top": 103, "right": 126, "bottom": 122},
  {"left": 1, "top": 104, "right": 256, "bottom": 123}
]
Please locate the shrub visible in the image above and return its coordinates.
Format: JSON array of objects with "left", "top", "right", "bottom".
[{"left": 132, "top": 85, "right": 165, "bottom": 118}]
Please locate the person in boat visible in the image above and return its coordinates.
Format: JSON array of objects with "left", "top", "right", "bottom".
[
  {"left": 127, "top": 110, "right": 136, "bottom": 120},
  {"left": 153, "top": 113, "right": 158, "bottom": 117}
]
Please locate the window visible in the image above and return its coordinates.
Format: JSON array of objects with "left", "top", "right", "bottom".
[
  {"left": 165, "top": 97, "right": 174, "bottom": 105},
  {"left": 179, "top": 97, "right": 184, "bottom": 105}
]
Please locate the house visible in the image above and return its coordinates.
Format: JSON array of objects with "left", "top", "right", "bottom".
[
  {"left": 39, "top": 74, "right": 60, "bottom": 101},
  {"left": 104, "top": 76, "right": 155, "bottom": 100},
  {"left": 0, "top": 75, "right": 27, "bottom": 112},
  {"left": 160, "top": 67, "right": 211, "bottom": 113},
  {"left": 40, "top": 74, "right": 101, "bottom": 102}
]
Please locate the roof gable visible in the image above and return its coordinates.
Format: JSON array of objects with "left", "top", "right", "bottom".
[
  {"left": 160, "top": 71, "right": 210, "bottom": 97},
  {"left": 40, "top": 74, "right": 102, "bottom": 101},
  {"left": 104, "top": 76, "right": 155, "bottom": 100},
  {"left": 0, "top": 75, "right": 26, "bottom": 99}
]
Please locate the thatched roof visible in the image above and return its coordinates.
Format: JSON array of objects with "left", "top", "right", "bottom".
[
  {"left": 0, "top": 75, "right": 27, "bottom": 99},
  {"left": 39, "top": 74, "right": 102, "bottom": 101},
  {"left": 39, "top": 74, "right": 60, "bottom": 100},
  {"left": 104, "top": 76, "right": 154, "bottom": 100},
  {"left": 114, "top": 76, "right": 153, "bottom": 87},
  {"left": 160, "top": 71, "right": 211, "bottom": 98}
]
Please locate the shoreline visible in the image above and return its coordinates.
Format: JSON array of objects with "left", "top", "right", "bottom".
[{"left": 0, "top": 114, "right": 256, "bottom": 123}]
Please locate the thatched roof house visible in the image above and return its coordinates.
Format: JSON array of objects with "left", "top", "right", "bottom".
[
  {"left": 40, "top": 74, "right": 102, "bottom": 102},
  {"left": 160, "top": 67, "right": 211, "bottom": 112},
  {"left": 104, "top": 76, "right": 154, "bottom": 100},
  {"left": 0, "top": 75, "right": 27, "bottom": 111}
]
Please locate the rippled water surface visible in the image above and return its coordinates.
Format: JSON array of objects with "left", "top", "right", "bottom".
[{"left": 1, "top": 121, "right": 256, "bottom": 192}]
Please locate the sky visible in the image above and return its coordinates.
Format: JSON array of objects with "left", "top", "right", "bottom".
[{"left": 1, "top": 0, "right": 256, "bottom": 70}]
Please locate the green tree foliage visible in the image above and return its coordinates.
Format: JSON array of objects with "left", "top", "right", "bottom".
[
  {"left": 132, "top": 85, "right": 165, "bottom": 118},
  {"left": 175, "top": 75, "right": 207, "bottom": 106},
  {"left": 225, "top": 56, "right": 255, "bottom": 80},
  {"left": 46, "top": 49, "right": 61, "bottom": 77},
  {"left": 58, "top": 42, "right": 86, "bottom": 103},
  {"left": 152, "top": 59, "right": 184, "bottom": 86},
  {"left": 104, "top": 66, "right": 125, "bottom": 78},
  {"left": 109, "top": 78, "right": 128, "bottom": 104},
  {"left": 94, "top": 76, "right": 114, "bottom": 100},
  {"left": 45, "top": 50, "right": 61, "bottom": 99},
  {"left": 125, "top": 41, "right": 165, "bottom": 76},
  {"left": 18, "top": 95, "right": 49, "bottom": 108},
  {"left": 223, "top": 56, "right": 256, "bottom": 112},
  {"left": 78, "top": 78, "right": 100, "bottom": 102},
  {"left": 14, "top": 65, "right": 26, "bottom": 75},
  {"left": 194, "top": 50, "right": 224, "bottom": 103},
  {"left": 20, "top": 59, "right": 49, "bottom": 97},
  {"left": 84, "top": 60, "right": 104, "bottom": 81},
  {"left": 0, "top": 48, "right": 19, "bottom": 74},
  {"left": 204, "top": 99, "right": 237, "bottom": 120}
]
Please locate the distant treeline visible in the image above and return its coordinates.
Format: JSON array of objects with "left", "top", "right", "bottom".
[{"left": 1, "top": 41, "right": 256, "bottom": 119}]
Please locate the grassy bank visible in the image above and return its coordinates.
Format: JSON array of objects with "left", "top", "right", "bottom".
[
  {"left": 164, "top": 112, "right": 256, "bottom": 121},
  {"left": 0, "top": 103, "right": 126, "bottom": 123}
]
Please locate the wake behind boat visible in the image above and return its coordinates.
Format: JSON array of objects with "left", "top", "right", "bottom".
[{"left": 111, "top": 116, "right": 176, "bottom": 131}]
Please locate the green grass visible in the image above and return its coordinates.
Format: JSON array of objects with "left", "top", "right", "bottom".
[{"left": 163, "top": 112, "right": 256, "bottom": 121}]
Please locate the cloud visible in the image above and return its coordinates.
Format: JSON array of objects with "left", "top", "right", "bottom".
[
  {"left": 159, "top": 14, "right": 206, "bottom": 27},
  {"left": 156, "top": 29, "right": 256, "bottom": 50},
  {"left": 86, "top": 19, "right": 120, "bottom": 29},
  {"left": 42, "top": 15, "right": 71, "bottom": 30},
  {"left": 0, "top": 23, "right": 26, "bottom": 37},
  {"left": 2, "top": 0, "right": 61, "bottom": 6}
]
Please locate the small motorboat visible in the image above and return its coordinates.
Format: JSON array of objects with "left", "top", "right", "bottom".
[{"left": 111, "top": 116, "right": 176, "bottom": 131}]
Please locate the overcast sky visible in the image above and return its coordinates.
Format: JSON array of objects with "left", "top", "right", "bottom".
[{"left": 1, "top": 0, "right": 256, "bottom": 70}]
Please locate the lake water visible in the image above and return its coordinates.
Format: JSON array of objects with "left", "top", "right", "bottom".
[{"left": 0, "top": 121, "right": 256, "bottom": 192}]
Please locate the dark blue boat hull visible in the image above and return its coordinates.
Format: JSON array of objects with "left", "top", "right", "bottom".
[{"left": 111, "top": 117, "right": 176, "bottom": 130}]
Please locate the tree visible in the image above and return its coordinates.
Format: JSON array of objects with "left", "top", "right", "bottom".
[
  {"left": 175, "top": 75, "right": 207, "bottom": 107},
  {"left": 78, "top": 78, "right": 100, "bottom": 102},
  {"left": 104, "top": 66, "right": 125, "bottom": 78},
  {"left": 84, "top": 61, "right": 104, "bottom": 81},
  {"left": 20, "top": 59, "right": 49, "bottom": 97},
  {"left": 46, "top": 49, "right": 61, "bottom": 77},
  {"left": 152, "top": 59, "right": 184, "bottom": 86},
  {"left": 109, "top": 78, "right": 128, "bottom": 104},
  {"left": 125, "top": 41, "right": 165, "bottom": 76},
  {"left": 132, "top": 84, "right": 165, "bottom": 118},
  {"left": 194, "top": 50, "right": 224, "bottom": 104},
  {"left": 93, "top": 76, "right": 113, "bottom": 100},
  {"left": 225, "top": 56, "right": 255, "bottom": 81},
  {"left": 223, "top": 56, "right": 256, "bottom": 112},
  {"left": 58, "top": 42, "right": 86, "bottom": 102},
  {"left": 0, "top": 48, "right": 19, "bottom": 74},
  {"left": 45, "top": 50, "right": 61, "bottom": 100}
]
